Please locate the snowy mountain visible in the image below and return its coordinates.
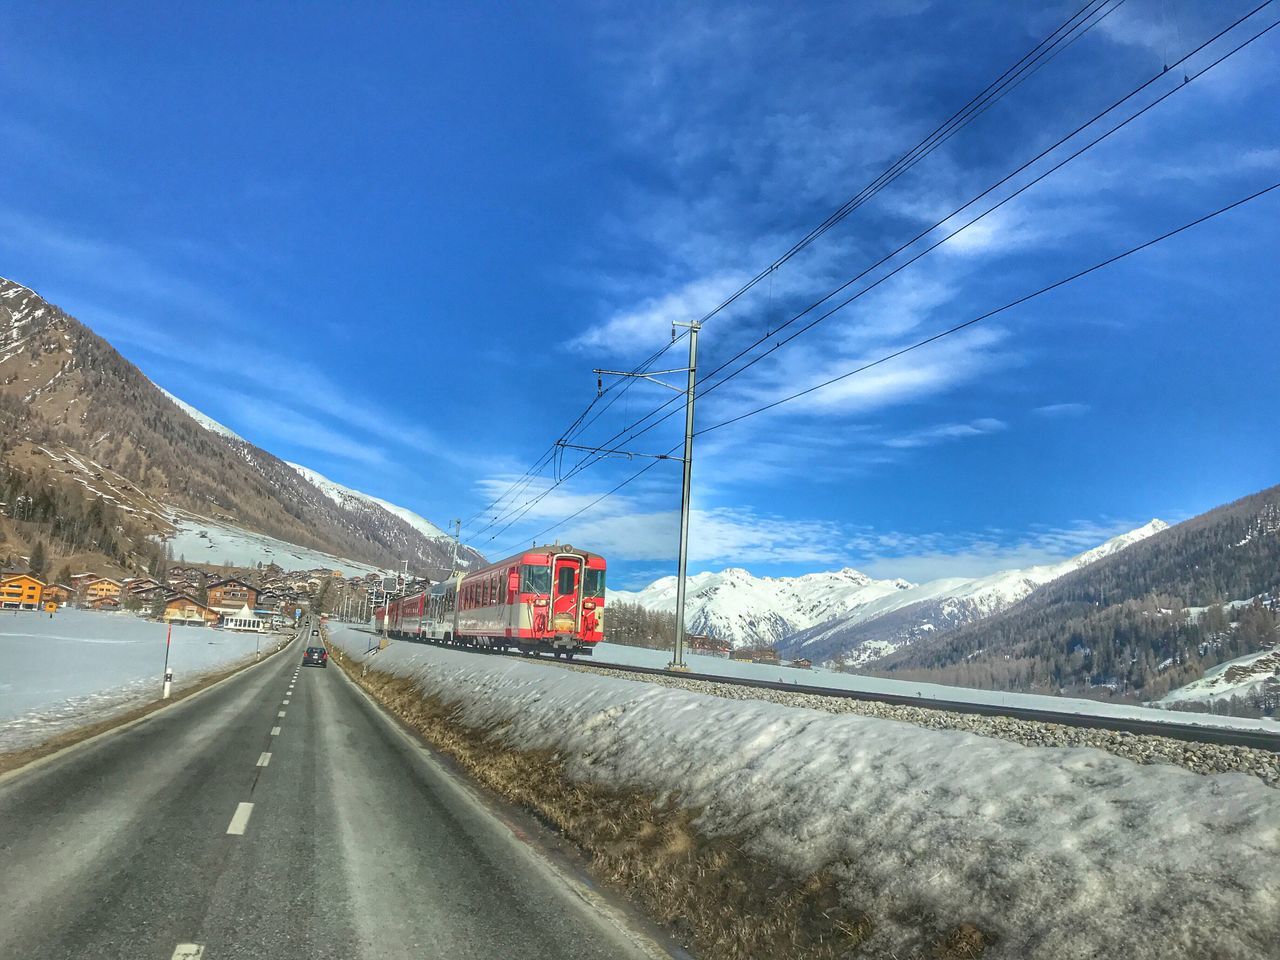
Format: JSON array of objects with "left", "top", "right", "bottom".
[
  {"left": 609, "top": 567, "right": 916, "bottom": 649},
  {"left": 157, "top": 386, "right": 481, "bottom": 573},
  {"left": 783, "top": 520, "right": 1169, "bottom": 666},
  {"left": 0, "top": 274, "right": 482, "bottom": 575},
  {"left": 157, "top": 388, "right": 244, "bottom": 442},
  {"left": 613, "top": 520, "right": 1168, "bottom": 657},
  {"left": 286, "top": 463, "right": 449, "bottom": 542}
]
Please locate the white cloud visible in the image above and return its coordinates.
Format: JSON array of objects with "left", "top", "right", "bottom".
[
  {"left": 849, "top": 517, "right": 1153, "bottom": 581},
  {"left": 884, "top": 417, "right": 1006, "bottom": 449},
  {"left": 1032, "top": 402, "right": 1090, "bottom": 417}
]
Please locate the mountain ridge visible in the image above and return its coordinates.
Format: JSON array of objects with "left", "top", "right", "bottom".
[
  {"left": 612, "top": 520, "right": 1168, "bottom": 657},
  {"left": 0, "top": 275, "right": 481, "bottom": 576}
]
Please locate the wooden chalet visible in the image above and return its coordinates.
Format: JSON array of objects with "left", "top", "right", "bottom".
[
  {"left": 787, "top": 658, "right": 813, "bottom": 670},
  {"left": 162, "top": 594, "right": 219, "bottom": 626},
  {"left": 84, "top": 578, "right": 122, "bottom": 603},
  {"left": 207, "top": 577, "right": 258, "bottom": 614},
  {"left": 1, "top": 573, "right": 45, "bottom": 610}
]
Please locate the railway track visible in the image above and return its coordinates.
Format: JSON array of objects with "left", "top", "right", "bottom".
[{"left": 352, "top": 629, "right": 1280, "bottom": 753}]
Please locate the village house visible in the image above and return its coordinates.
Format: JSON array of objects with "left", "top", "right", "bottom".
[
  {"left": 207, "top": 577, "right": 258, "bottom": 615},
  {"left": 688, "top": 634, "right": 732, "bottom": 657},
  {"left": 1, "top": 573, "right": 45, "bottom": 610},
  {"left": 162, "top": 594, "right": 219, "bottom": 626},
  {"left": 787, "top": 658, "right": 813, "bottom": 670},
  {"left": 84, "top": 578, "right": 123, "bottom": 604},
  {"left": 43, "top": 583, "right": 74, "bottom": 606},
  {"left": 89, "top": 595, "right": 120, "bottom": 610},
  {"left": 70, "top": 572, "right": 100, "bottom": 589}
]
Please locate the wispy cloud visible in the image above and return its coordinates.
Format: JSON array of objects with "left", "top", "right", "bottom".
[
  {"left": 1033, "top": 402, "right": 1090, "bottom": 417},
  {"left": 884, "top": 417, "right": 1006, "bottom": 449}
]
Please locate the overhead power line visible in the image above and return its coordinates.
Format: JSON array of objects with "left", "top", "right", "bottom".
[
  {"left": 549, "top": 0, "right": 1278, "bottom": 470},
  {"left": 698, "top": 180, "right": 1280, "bottom": 436},
  {"left": 485, "top": 178, "right": 1280, "bottom": 556},
  {"left": 462, "top": 0, "right": 1125, "bottom": 541}
]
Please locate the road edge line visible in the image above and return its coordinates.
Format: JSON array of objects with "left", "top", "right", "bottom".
[{"left": 0, "top": 632, "right": 303, "bottom": 787}]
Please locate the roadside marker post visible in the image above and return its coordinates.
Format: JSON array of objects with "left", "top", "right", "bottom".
[{"left": 162, "top": 623, "right": 174, "bottom": 699}]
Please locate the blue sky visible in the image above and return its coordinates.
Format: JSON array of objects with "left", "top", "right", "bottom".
[{"left": 2, "top": 0, "right": 1277, "bottom": 588}]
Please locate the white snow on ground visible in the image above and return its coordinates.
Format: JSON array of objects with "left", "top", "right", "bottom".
[
  {"left": 165, "top": 510, "right": 386, "bottom": 576},
  {"left": 584, "top": 640, "right": 1278, "bottom": 733},
  {"left": 0, "top": 609, "right": 287, "bottom": 752},
  {"left": 1159, "top": 646, "right": 1280, "bottom": 705},
  {"left": 327, "top": 626, "right": 1280, "bottom": 960}
]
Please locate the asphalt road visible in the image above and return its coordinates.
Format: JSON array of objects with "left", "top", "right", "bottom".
[{"left": 0, "top": 623, "right": 671, "bottom": 960}]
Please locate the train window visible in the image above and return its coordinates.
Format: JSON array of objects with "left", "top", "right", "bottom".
[
  {"left": 498, "top": 573, "right": 506, "bottom": 605},
  {"left": 492, "top": 573, "right": 499, "bottom": 604},
  {"left": 558, "top": 566, "right": 577, "bottom": 595},
  {"left": 521, "top": 564, "right": 551, "bottom": 594},
  {"left": 584, "top": 567, "right": 605, "bottom": 596}
]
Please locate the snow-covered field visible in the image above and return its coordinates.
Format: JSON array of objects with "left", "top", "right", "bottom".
[
  {"left": 584, "top": 640, "right": 1279, "bottom": 733},
  {"left": 0, "top": 609, "right": 285, "bottom": 752},
  {"left": 328, "top": 625, "right": 1280, "bottom": 960},
  {"left": 166, "top": 510, "right": 385, "bottom": 576}
]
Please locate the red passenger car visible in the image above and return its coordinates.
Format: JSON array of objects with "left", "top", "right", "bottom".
[{"left": 381, "top": 544, "right": 605, "bottom": 657}]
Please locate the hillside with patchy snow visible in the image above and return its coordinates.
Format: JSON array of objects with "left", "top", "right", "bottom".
[
  {"left": 784, "top": 520, "right": 1169, "bottom": 666},
  {"left": 613, "top": 521, "right": 1167, "bottom": 657},
  {"left": 0, "top": 274, "right": 481, "bottom": 575}
]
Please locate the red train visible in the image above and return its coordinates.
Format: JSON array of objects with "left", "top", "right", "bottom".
[{"left": 375, "top": 544, "right": 606, "bottom": 657}]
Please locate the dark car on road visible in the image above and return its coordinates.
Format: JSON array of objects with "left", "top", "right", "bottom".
[{"left": 303, "top": 647, "right": 328, "bottom": 667}]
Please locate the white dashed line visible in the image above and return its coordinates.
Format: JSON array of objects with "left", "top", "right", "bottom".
[
  {"left": 271, "top": 726, "right": 281, "bottom": 736},
  {"left": 226, "top": 802, "right": 254, "bottom": 835},
  {"left": 171, "top": 945, "right": 205, "bottom": 959},
  {"left": 278, "top": 711, "right": 286, "bottom": 718},
  {"left": 257, "top": 752, "right": 272, "bottom": 767},
  {"left": 283, "top": 699, "right": 290, "bottom": 705}
]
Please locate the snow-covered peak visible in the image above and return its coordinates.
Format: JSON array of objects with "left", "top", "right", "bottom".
[
  {"left": 610, "top": 565, "right": 920, "bottom": 648},
  {"left": 616, "top": 520, "right": 1168, "bottom": 651},
  {"left": 159, "top": 388, "right": 245, "bottom": 443},
  {"left": 287, "top": 463, "right": 449, "bottom": 541}
]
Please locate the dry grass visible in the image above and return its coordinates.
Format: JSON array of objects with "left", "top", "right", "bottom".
[{"left": 335, "top": 651, "right": 992, "bottom": 960}]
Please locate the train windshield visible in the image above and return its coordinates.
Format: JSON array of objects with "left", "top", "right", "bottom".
[
  {"left": 520, "top": 564, "right": 551, "bottom": 594},
  {"left": 583, "top": 567, "right": 605, "bottom": 596}
]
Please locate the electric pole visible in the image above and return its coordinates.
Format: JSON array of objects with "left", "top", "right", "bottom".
[
  {"left": 450, "top": 518, "right": 461, "bottom": 577},
  {"left": 576, "top": 320, "right": 700, "bottom": 671},
  {"left": 669, "top": 320, "right": 699, "bottom": 671}
]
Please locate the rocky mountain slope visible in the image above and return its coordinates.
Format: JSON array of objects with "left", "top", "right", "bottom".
[
  {"left": 876, "top": 485, "right": 1280, "bottom": 701},
  {"left": 613, "top": 521, "right": 1167, "bottom": 656},
  {"left": 0, "top": 275, "right": 481, "bottom": 575},
  {"left": 782, "top": 520, "right": 1168, "bottom": 666}
]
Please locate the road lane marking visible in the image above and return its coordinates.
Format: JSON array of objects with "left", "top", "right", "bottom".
[
  {"left": 226, "top": 802, "right": 254, "bottom": 835},
  {"left": 172, "top": 945, "right": 205, "bottom": 959},
  {"left": 271, "top": 726, "right": 281, "bottom": 735},
  {"left": 283, "top": 699, "right": 290, "bottom": 704},
  {"left": 278, "top": 711, "right": 286, "bottom": 718},
  {"left": 257, "top": 752, "right": 271, "bottom": 767}
]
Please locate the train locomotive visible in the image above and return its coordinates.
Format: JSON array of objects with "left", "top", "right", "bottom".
[{"left": 376, "top": 544, "right": 605, "bottom": 657}]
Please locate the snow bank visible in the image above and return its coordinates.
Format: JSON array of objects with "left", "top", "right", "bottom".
[
  {"left": 330, "top": 626, "right": 1280, "bottom": 960},
  {"left": 0, "top": 609, "right": 279, "bottom": 751},
  {"left": 584, "top": 640, "right": 1278, "bottom": 733}
]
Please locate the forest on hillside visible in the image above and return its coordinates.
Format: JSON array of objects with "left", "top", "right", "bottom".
[{"left": 876, "top": 485, "right": 1280, "bottom": 709}]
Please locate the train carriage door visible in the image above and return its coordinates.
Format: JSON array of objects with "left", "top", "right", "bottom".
[{"left": 551, "top": 555, "right": 583, "bottom": 635}]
